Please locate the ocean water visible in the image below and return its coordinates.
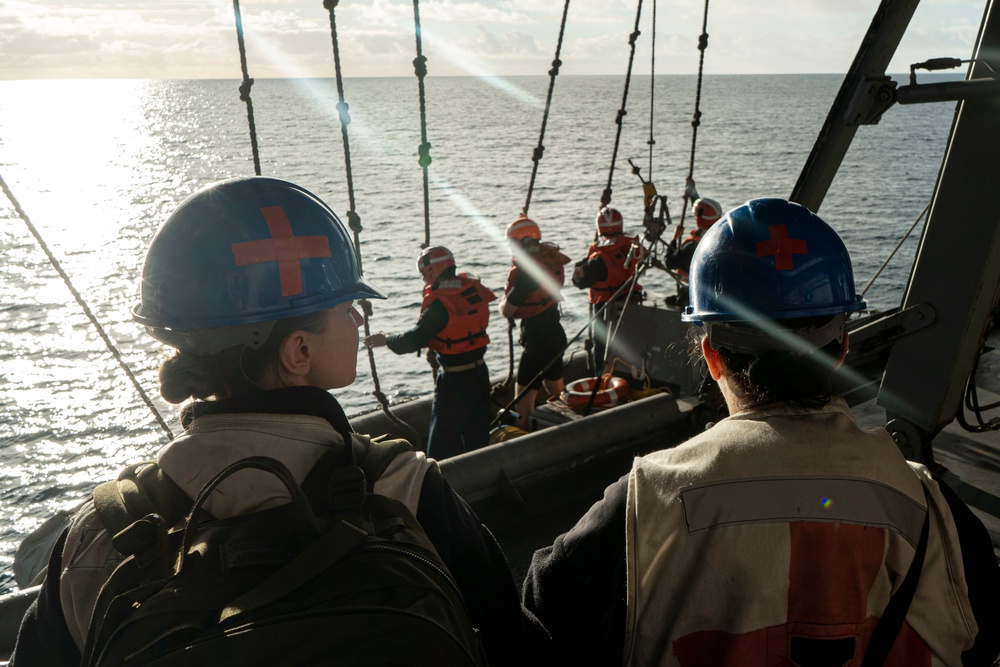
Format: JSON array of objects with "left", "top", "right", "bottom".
[{"left": 0, "top": 74, "right": 958, "bottom": 592}]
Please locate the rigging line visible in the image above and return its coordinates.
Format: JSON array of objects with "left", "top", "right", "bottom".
[
  {"left": 232, "top": 0, "right": 262, "bottom": 176},
  {"left": 601, "top": 0, "right": 645, "bottom": 210},
  {"left": 522, "top": 0, "right": 572, "bottom": 217},
  {"left": 679, "top": 0, "right": 711, "bottom": 227},
  {"left": 647, "top": 0, "right": 657, "bottom": 179},
  {"left": 323, "top": 0, "right": 420, "bottom": 444},
  {"left": 491, "top": 319, "right": 517, "bottom": 399},
  {"left": 860, "top": 202, "right": 928, "bottom": 297},
  {"left": 0, "top": 174, "right": 175, "bottom": 441},
  {"left": 411, "top": 0, "right": 433, "bottom": 248}
]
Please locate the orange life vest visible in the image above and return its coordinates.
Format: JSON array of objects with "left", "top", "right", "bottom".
[
  {"left": 504, "top": 243, "right": 571, "bottom": 320},
  {"left": 421, "top": 273, "right": 496, "bottom": 354},
  {"left": 586, "top": 234, "right": 642, "bottom": 304}
]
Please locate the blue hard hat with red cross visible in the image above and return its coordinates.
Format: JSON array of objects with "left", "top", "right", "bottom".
[
  {"left": 682, "top": 198, "right": 865, "bottom": 325},
  {"left": 133, "top": 176, "right": 385, "bottom": 334}
]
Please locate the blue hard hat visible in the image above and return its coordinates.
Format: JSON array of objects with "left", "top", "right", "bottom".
[
  {"left": 682, "top": 198, "right": 865, "bottom": 325},
  {"left": 133, "top": 176, "right": 385, "bottom": 331}
]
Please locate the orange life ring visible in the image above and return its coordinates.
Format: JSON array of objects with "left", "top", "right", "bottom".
[{"left": 562, "top": 374, "right": 631, "bottom": 410}]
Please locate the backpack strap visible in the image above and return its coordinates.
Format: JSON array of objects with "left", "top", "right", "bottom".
[
  {"left": 93, "top": 461, "right": 193, "bottom": 565},
  {"left": 351, "top": 434, "right": 415, "bottom": 490},
  {"left": 860, "top": 497, "right": 931, "bottom": 667},
  {"left": 299, "top": 435, "right": 414, "bottom": 514}
]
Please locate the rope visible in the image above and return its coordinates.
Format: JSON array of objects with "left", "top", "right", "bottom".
[
  {"left": 411, "top": 0, "right": 433, "bottom": 247},
  {"left": 600, "top": 0, "right": 645, "bottom": 209},
  {"left": 323, "top": 0, "right": 421, "bottom": 445},
  {"left": 1, "top": 174, "right": 175, "bottom": 440},
  {"left": 861, "top": 202, "right": 928, "bottom": 298},
  {"left": 522, "top": 0, "right": 572, "bottom": 217},
  {"left": 491, "top": 319, "right": 517, "bottom": 400},
  {"left": 231, "top": 0, "right": 262, "bottom": 176},
  {"left": 647, "top": 0, "right": 657, "bottom": 180},
  {"left": 679, "top": 0, "right": 711, "bottom": 227}
]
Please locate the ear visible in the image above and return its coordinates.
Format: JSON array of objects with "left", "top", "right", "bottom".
[
  {"left": 277, "top": 330, "right": 314, "bottom": 381},
  {"left": 701, "top": 335, "right": 726, "bottom": 381}
]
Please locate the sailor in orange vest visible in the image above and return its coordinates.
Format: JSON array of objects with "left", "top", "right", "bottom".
[
  {"left": 665, "top": 180, "right": 723, "bottom": 308},
  {"left": 498, "top": 214, "right": 571, "bottom": 429},
  {"left": 571, "top": 206, "right": 644, "bottom": 372},
  {"left": 366, "top": 246, "right": 496, "bottom": 459}
]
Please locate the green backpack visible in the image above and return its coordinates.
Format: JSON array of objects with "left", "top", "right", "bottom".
[{"left": 81, "top": 436, "right": 488, "bottom": 666}]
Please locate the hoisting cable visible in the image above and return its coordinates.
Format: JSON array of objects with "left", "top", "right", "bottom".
[
  {"left": 521, "top": 0, "right": 571, "bottom": 218},
  {"left": 584, "top": 0, "right": 666, "bottom": 374},
  {"left": 496, "top": 0, "right": 572, "bottom": 398},
  {"left": 600, "top": 0, "right": 645, "bottom": 210},
  {"left": 860, "top": 202, "right": 928, "bottom": 298},
  {"left": 646, "top": 0, "right": 657, "bottom": 181},
  {"left": 678, "top": 0, "right": 711, "bottom": 228},
  {"left": 323, "top": 0, "right": 420, "bottom": 444},
  {"left": 1, "top": 174, "right": 175, "bottom": 440},
  {"left": 411, "top": 0, "right": 433, "bottom": 248},
  {"left": 231, "top": 0, "right": 262, "bottom": 176}
]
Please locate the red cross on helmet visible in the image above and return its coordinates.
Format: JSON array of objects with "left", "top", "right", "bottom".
[
  {"left": 505, "top": 214, "right": 541, "bottom": 243},
  {"left": 133, "top": 176, "right": 385, "bottom": 347},
  {"left": 682, "top": 198, "right": 866, "bottom": 326},
  {"left": 595, "top": 207, "right": 623, "bottom": 235},
  {"left": 416, "top": 245, "right": 455, "bottom": 284}
]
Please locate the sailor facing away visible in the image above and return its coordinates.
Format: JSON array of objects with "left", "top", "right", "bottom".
[
  {"left": 497, "top": 213, "right": 571, "bottom": 430},
  {"left": 10, "top": 176, "right": 523, "bottom": 666},
  {"left": 571, "top": 206, "right": 644, "bottom": 373},
  {"left": 366, "top": 246, "right": 496, "bottom": 460},
  {"left": 522, "top": 198, "right": 1000, "bottom": 666}
]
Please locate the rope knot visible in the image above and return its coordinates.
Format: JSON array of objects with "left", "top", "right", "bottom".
[
  {"left": 372, "top": 389, "right": 390, "bottom": 409},
  {"left": 698, "top": 32, "right": 709, "bottom": 51},
  {"left": 359, "top": 299, "right": 374, "bottom": 317},
  {"left": 413, "top": 55, "right": 428, "bottom": 78},
  {"left": 347, "top": 209, "right": 363, "bottom": 233},
  {"left": 238, "top": 78, "right": 255, "bottom": 101},
  {"left": 323, "top": 0, "right": 340, "bottom": 9},
  {"left": 691, "top": 110, "right": 702, "bottom": 128},
  {"left": 418, "top": 141, "right": 432, "bottom": 168},
  {"left": 549, "top": 58, "right": 562, "bottom": 76},
  {"left": 532, "top": 146, "right": 545, "bottom": 162},
  {"left": 336, "top": 100, "right": 351, "bottom": 126},
  {"left": 616, "top": 108, "right": 627, "bottom": 126},
  {"left": 629, "top": 30, "right": 641, "bottom": 46},
  {"left": 601, "top": 188, "right": 613, "bottom": 208}
]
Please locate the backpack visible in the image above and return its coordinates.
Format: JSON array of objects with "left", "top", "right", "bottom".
[{"left": 81, "top": 436, "right": 488, "bottom": 666}]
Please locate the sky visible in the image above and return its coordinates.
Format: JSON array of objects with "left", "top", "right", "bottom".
[{"left": 0, "top": 0, "right": 987, "bottom": 80}]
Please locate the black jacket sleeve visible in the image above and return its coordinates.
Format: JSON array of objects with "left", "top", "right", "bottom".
[
  {"left": 9, "top": 528, "right": 81, "bottom": 666},
  {"left": 521, "top": 474, "right": 630, "bottom": 665},
  {"left": 665, "top": 239, "right": 698, "bottom": 273},
  {"left": 386, "top": 300, "right": 448, "bottom": 355},
  {"left": 416, "top": 467, "right": 525, "bottom": 666},
  {"left": 571, "top": 255, "right": 608, "bottom": 290}
]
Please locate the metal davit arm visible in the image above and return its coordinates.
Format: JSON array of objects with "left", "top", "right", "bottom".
[
  {"left": 790, "top": 0, "right": 920, "bottom": 213},
  {"left": 879, "top": 0, "right": 1000, "bottom": 463}
]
